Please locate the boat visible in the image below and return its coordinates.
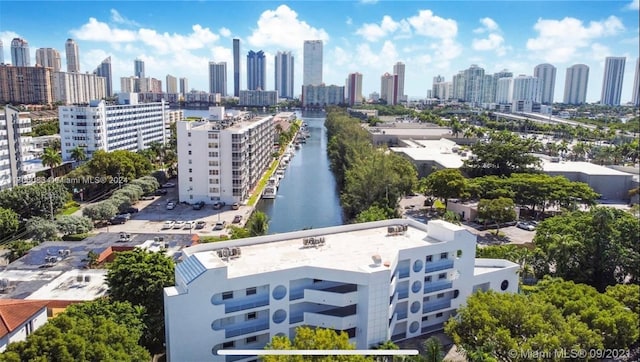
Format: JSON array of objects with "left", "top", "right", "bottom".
[
  {"left": 262, "top": 185, "right": 276, "bottom": 199},
  {"left": 276, "top": 169, "right": 285, "bottom": 180}
]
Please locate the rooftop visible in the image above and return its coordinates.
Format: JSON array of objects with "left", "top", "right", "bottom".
[
  {"left": 181, "top": 219, "right": 473, "bottom": 279},
  {"left": 0, "top": 299, "right": 48, "bottom": 338},
  {"left": 25, "top": 269, "right": 108, "bottom": 301},
  {"left": 391, "top": 139, "right": 468, "bottom": 168},
  {"left": 540, "top": 159, "right": 635, "bottom": 176}
]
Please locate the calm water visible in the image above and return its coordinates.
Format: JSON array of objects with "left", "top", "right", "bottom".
[{"left": 182, "top": 109, "right": 344, "bottom": 234}]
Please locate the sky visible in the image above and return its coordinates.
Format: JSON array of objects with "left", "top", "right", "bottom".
[{"left": 1, "top": 0, "right": 638, "bottom": 103}]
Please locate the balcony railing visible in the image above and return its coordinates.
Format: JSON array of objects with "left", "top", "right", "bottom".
[
  {"left": 424, "top": 281, "right": 453, "bottom": 294},
  {"left": 397, "top": 289, "right": 409, "bottom": 300},
  {"left": 225, "top": 296, "right": 270, "bottom": 313},
  {"left": 396, "top": 311, "right": 408, "bottom": 320},
  {"left": 421, "top": 323, "right": 445, "bottom": 334},
  {"left": 225, "top": 321, "right": 269, "bottom": 338},
  {"left": 423, "top": 300, "right": 451, "bottom": 314},
  {"left": 425, "top": 260, "right": 454, "bottom": 273}
]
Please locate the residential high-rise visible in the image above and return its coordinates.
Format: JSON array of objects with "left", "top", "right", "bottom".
[
  {"left": 512, "top": 75, "right": 541, "bottom": 102},
  {"left": 393, "top": 62, "right": 406, "bottom": 102},
  {"left": 274, "top": 51, "right": 294, "bottom": 99},
  {"left": 52, "top": 71, "right": 106, "bottom": 105},
  {"left": 134, "top": 59, "right": 145, "bottom": 79},
  {"left": 0, "top": 106, "right": 41, "bottom": 189},
  {"left": 239, "top": 90, "right": 278, "bottom": 106},
  {"left": 0, "top": 40, "right": 3, "bottom": 64},
  {"left": 209, "top": 62, "right": 227, "bottom": 96},
  {"left": 432, "top": 75, "right": 445, "bottom": 99},
  {"left": 463, "top": 64, "right": 485, "bottom": 104},
  {"left": 233, "top": 39, "right": 240, "bottom": 97},
  {"left": 563, "top": 64, "right": 589, "bottom": 105},
  {"left": 495, "top": 77, "right": 514, "bottom": 104},
  {"left": 632, "top": 58, "right": 639, "bottom": 107},
  {"left": 94, "top": 57, "right": 113, "bottom": 97},
  {"left": 380, "top": 72, "right": 397, "bottom": 105},
  {"left": 600, "top": 56, "right": 626, "bottom": 106},
  {"left": 452, "top": 71, "right": 465, "bottom": 101},
  {"left": 301, "top": 84, "right": 345, "bottom": 107},
  {"left": 347, "top": 72, "right": 363, "bottom": 106},
  {"left": 303, "top": 40, "right": 323, "bottom": 86},
  {"left": 482, "top": 74, "right": 496, "bottom": 104},
  {"left": 179, "top": 78, "right": 189, "bottom": 96},
  {"left": 35, "top": 48, "right": 62, "bottom": 71},
  {"left": 65, "top": 38, "right": 80, "bottom": 73},
  {"left": 10, "top": 38, "right": 30, "bottom": 66},
  {"left": 166, "top": 74, "right": 178, "bottom": 94},
  {"left": 534, "top": 63, "right": 556, "bottom": 104},
  {"left": 246, "top": 51, "right": 266, "bottom": 91},
  {"left": 163, "top": 218, "right": 518, "bottom": 362},
  {"left": 0, "top": 65, "right": 54, "bottom": 104}
]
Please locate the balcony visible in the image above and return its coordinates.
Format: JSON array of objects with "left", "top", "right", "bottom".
[
  {"left": 304, "top": 306, "right": 357, "bottom": 330},
  {"left": 423, "top": 300, "right": 451, "bottom": 314},
  {"left": 423, "top": 281, "right": 453, "bottom": 294},
  {"left": 224, "top": 295, "right": 270, "bottom": 313},
  {"left": 304, "top": 285, "right": 357, "bottom": 307},
  {"left": 397, "top": 289, "right": 409, "bottom": 300},
  {"left": 395, "top": 310, "right": 408, "bottom": 320},
  {"left": 425, "top": 260, "right": 454, "bottom": 273},
  {"left": 421, "top": 322, "right": 445, "bottom": 334},
  {"left": 225, "top": 320, "right": 270, "bottom": 338}
]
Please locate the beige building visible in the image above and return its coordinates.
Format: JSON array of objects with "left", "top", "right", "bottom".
[{"left": 0, "top": 65, "right": 54, "bottom": 105}]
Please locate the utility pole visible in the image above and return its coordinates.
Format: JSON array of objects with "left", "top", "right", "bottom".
[{"left": 49, "top": 191, "right": 54, "bottom": 220}]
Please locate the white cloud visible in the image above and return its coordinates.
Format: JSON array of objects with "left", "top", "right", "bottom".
[
  {"left": 70, "top": 18, "right": 137, "bottom": 42},
  {"left": 219, "top": 27, "right": 231, "bottom": 38},
  {"left": 473, "top": 34, "right": 505, "bottom": 51},
  {"left": 625, "top": 0, "right": 639, "bottom": 10},
  {"left": 471, "top": 17, "right": 506, "bottom": 56},
  {"left": 526, "top": 16, "right": 624, "bottom": 63},
  {"left": 110, "top": 9, "right": 140, "bottom": 27},
  {"left": 355, "top": 15, "right": 410, "bottom": 42},
  {"left": 247, "top": 5, "right": 329, "bottom": 49},
  {"left": 360, "top": 0, "right": 378, "bottom": 4},
  {"left": 473, "top": 17, "right": 499, "bottom": 33},
  {"left": 407, "top": 10, "right": 457, "bottom": 39},
  {"left": 346, "top": 17, "right": 353, "bottom": 26}
]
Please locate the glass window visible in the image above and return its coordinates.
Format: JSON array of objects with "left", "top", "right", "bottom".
[
  {"left": 440, "top": 252, "right": 448, "bottom": 259},
  {"left": 426, "top": 255, "right": 433, "bottom": 262},
  {"left": 438, "top": 273, "right": 447, "bottom": 280},
  {"left": 222, "top": 291, "right": 233, "bottom": 300},
  {"left": 246, "top": 287, "right": 257, "bottom": 295}
]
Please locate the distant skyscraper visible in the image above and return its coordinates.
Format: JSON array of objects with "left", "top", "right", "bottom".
[
  {"left": 10, "top": 38, "right": 30, "bottom": 66},
  {"left": 303, "top": 40, "right": 323, "bottom": 86},
  {"left": 166, "top": 74, "right": 178, "bottom": 94},
  {"left": 393, "top": 62, "right": 405, "bottom": 102},
  {"left": 93, "top": 57, "right": 112, "bottom": 97},
  {"left": 452, "top": 71, "right": 465, "bottom": 101},
  {"left": 275, "top": 51, "right": 294, "bottom": 99},
  {"left": 380, "top": 72, "right": 397, "bottom": 105},
  {"left": 246, "top": 51, "right": 266, "bottom": 91},
  {"left": 600, "top": 56, "right": 626, "bottom": 106},
  {"left": 347, "top": 72, "right": 363, "bottom": 106},
  {"left": 233, "top": 39, "right": 240, "bottom": 97},
  {"left": 0, "top": 40, "right": 4, "bottom": 64},
  {"left": 512, "top": 75, "right": 541, "bottom": 103},
  {"left": 534, "top": 63, "right": 556, "bottom": 104},
  {"left": 463, "top": 64, "right": 485, "bottom": 104},
  {"left": 209, "top": 62, "right": 227, "bottom": 96},
  {"left": 631, "top": 58, "right": 639, "bottom": 107},
  {"left": 134, "top": 59, "right": 145, "bottom": 79},
  {"left": 563, "top": 64, "right": 589, "bottom": 105},
  {"left": 179, "top": 78, "right": 188, "bottom": 96},
  {"left": 65, "top": 38, "right": 80, "bottom": 73},
  {"left": 495, "top": 77, "right": 514, "bottom": 104},
  {"left": 35, "top": 48, "right": 61, "bottom": 71}
]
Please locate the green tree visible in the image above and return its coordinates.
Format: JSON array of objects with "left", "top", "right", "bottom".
[
  {"left": 69, "top": 146, "right": 87, "bottom": 164},
  {"left": 106, "top": 250, "right": 175, "bottom": 353},
  {"left": 41, "top": 147, "right": 62, "bottom": 177},
  {"left": 356, "top": 205, "right": 394, "bottom": 223},
  {"left": 605, "top": 284, "right": 640, "bottom": 315},
  {"left": 420, "top": 169, "right": 468, "bottom": 207},
  {"left": 423, "top": 337, "right": 444, "bottom": 362},
  {"left": 246, "top": 211, "right": 269, "bottom": 237},
  {"left": 25, "top": 217, "right": 59, "bottom": 242},
  {"left": 0, "top": 207, "right": 19, "bottom": 237},
  {"left": 55, "top": 215, "right": 93, "bottom": 235},
  {"left": 6, "top": 240, "right": 37, "bottom": 263},
  {"left": 477, "top": 197, "right": 516, "bottom": 235},
  {"left": 83, "top": 201, "right": 118, "bottom": 222},
  {"left": 0, "top": 182, "right": 69, "bottom": 219},
  {"left": 463, "top": 131, "right": 541, "bottom": 177},
  {"left": 264, "top": 326, "right": 371, "bottom": 362}
]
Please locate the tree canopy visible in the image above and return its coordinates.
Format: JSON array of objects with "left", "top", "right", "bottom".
[
  {"left": 419, "top": 169, "right": 468, "bottom": 206},
  {"left": 463, "top": 131, "right": 541, "bottom": 177}
]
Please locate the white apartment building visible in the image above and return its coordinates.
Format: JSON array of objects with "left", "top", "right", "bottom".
[
  {"left": 52, "top": 71, "right": 106, "bottom": 105},
  {"left": 0, "top": 106, "right": 42, "bottom": 189},
  {"left": 176, "top": 109, "right": 274, "bottom": 205},
  {"left": 239, "top": 90, "right": 278, "bottom": 107},
  {"left": 58, "top": 93, "right": 168, "bottom": 161},
  {"left": 164, "top": 219, "right": 519, "bottom": 362}
]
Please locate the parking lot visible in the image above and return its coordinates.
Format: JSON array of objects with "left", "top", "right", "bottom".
[{"left": 98, "top": 187, "right": 254, "bottom": 237}]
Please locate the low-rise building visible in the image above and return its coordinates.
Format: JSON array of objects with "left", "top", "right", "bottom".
[
  {"left": 164, "top": 219, "right": 519, "bottom": 361},
  {"left": 390, "top": 139, "right": 470, "bottom": 178},
  {"left": 0, "top": 299, "right": 48, "bottom": 352},
  {"left": 239, "top": 90, "right": 278, "bottom": 107}
]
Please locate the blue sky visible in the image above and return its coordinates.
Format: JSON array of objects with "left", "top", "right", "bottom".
[{"left": 1, "top": 0, "right": 638, "bottom": 103}]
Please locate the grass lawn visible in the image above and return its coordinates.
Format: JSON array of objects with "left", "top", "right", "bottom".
[
  {"left": 60, "top": 201, "right": 81, "bottom": 215},
  {"left": 247, "top": 159, "right": 280, "bottom": 206}
]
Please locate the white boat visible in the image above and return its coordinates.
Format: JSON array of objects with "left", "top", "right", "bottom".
[
  {"left": 276, "top": 169, "right": 285, "bottom": 180},
  {"left": 262, "top": 185, "right": 276, "bottom": 199}
]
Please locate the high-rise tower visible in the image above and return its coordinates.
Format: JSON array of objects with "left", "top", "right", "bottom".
[
  {"left": 166, "top": 74, "right": 178, "bottom": 94},
  {"left": 275, "top": 51, "right": 294, "bottom": 99},
  {"left": 134, "top": 59, "right": 145, "bottom": 79},
  {"left": 600, "top": 56, "right": 626, "bottom": 106},
  {"left": 563, "top": 64, "right": 589, "bottom": 105},
  {"left": 247, "top": 51, "right": 266, "bottom": 91},
  {"left": 93, "top": 57, "right": 113, "bottom": 97},
  {"left": 534, "top": 63, "right": 556, "bottom": 104},
  {"left": 303, "top": 40, "right": 323, "bottom": 86},
  {"left": 179, "top": 78, "right": 189, "bottom": 96},
  {"left": 65, "top": 38, "right": 80, "bottom": 73},
  {"left": 632, "top": 58, "right": 639, "bottom": 107},
  {"left": 209, "top": 62, "right": 227, "bottom": 96},
  {"left": 233, "top": 39, "right": 240, "bottom": 97},
  {"left": 10, "top": 38, "right": 30, "bottom": 66},
  {"left": 347, "top": 72, "right": 363, "bottom": 106},
  {"left": 393, "top": 62, "right": 405, "bottom": 102},
  {"left": 0, "top": 40, "right": 4, "bottom": 64},
  {"left": 35, "top": 48, "right": 62, "bottom": 71}
]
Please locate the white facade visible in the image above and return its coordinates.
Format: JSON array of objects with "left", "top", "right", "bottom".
[
  {"left": 0, "top": 106, "right": 41, "bottom": 190},
  {"left": 301, "top": 84, "right": 345, "bottom": 107},
  {"left": 495, "top": 77, "right": 514, "bottom": 104},
  {"left": 380, "top": 73, "right": 396, "bottom": 105},
  {"left": 52, "top": 71, "right": 106, "bottom": 105},
  {"left": 35, "top": 48, "right": 61, "bottom": 71},
  {"left": 512, "top": 75, "right": 541, "bottom": 103},
  {"left": 65, "top": 38, "right": 80, "bottom": 73},
  {"left": 347, "top": 72, "right": 363, "bottom": 106},
  {"left": 563, "top": 64, "right": 589, "bottom": 105},
  {"left": 600, "top": 56, "right": 625, "bottom": 106},
  {"left": 632, "top": 58, "right": 639, "bottom": 106},
  {"left": 164, "top": 219, "right": 519, "bottom": 362},
  {"left": 303, "top": 40, "right": 323, "bottom": 86},
  {"left": 166, "top": 74, "right": 178, "bottom": 94},
  {"left": 393, "top": 62, "right": 406, "bottom": 102},
  {"left": 176, "top": 113, "right": 274, "bottom": 205},
  {"left": 533, "top": 63, "right": 556, "bottom": 104},
  {"left": 239, "top": 90, "right": 278, "bottom": 107},
  {"left": 58, "top": 94, "right": 168, "bottom": 161}
]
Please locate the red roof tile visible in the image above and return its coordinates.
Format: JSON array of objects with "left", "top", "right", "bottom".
[{"left": 0, "top": 299, "right": 48, "bottom": 338}]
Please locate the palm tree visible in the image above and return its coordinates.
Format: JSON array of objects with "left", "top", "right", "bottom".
[
  {"left": 423, "top": 337, "right": 444, "bottom": 362},
  {"left": 247, "top": 211, "right": 269, "bottom": 236},
  {"left": 41, "top": 147, "right": 62, "bottom": 178},
  {"left": 69, "top": 146, "right": 87, "bottom": 164}
]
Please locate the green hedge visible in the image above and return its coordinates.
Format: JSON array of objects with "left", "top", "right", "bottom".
[{"left": 62, "top": 233, "right": 95, "bottom": 241}]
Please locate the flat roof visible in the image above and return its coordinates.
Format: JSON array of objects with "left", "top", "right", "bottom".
[
  {"left": 183, "top": 220, "right": 468, "bottom": 279},
  {"left": 368, "top": 127, "right": 451, "bottom": 137},
  {"left": 541, "top": 159, "right": 635, "bottom": 176},
  {"left": 25, "top": 269, "right": 108, "bottom": 301},
  {"left": 391, "top": 139, "right": 467, "bottom": 168}
]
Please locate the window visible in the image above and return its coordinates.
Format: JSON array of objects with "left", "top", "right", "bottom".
[
  {"left": 501, "top": 280, "right": 509, "bottom": 291},
  {"left": 425, "top": 276, "right": 432, "bottom": 283},
  {"left": 222, "top": 341, "right": 234, "bottom": 348},
  {"left": 438, "top": 273, "right": 447, "bottom": 280},
  {"left": 313, "top": 279, "right": 322, "bottom": 283},
  {"left": 222, "top": 291, "right": 233, "bottom": 300},
  {"left": 422, "top": 316, "right": 429, "bottom": 321},
  {"left": 189, "top": 159, "right": 192, "bottom": 164},
  {"left": 246, "top": 336, "right": 257, "bottom": 344},
  {"left": 437, "top": 293, "right": 445, "bottom": 299},
  {"left": 426, "top": 255, "right": 433, "bottom": 262},
  {"left": 189, "top": 168, "right": 192, "bottom": 173},
  {"left": 247, "top": 312, "right": 257, "bottom": 320},
  {"left": 25, "top": 321, "right": 33, "bottom": 336},
  {"left": 246, "top": 287, "right": 257, "bottom": 295},
  {"left": 440, "top": 252, "right": 448, "bottom": 259},
  {"left": 189, "top": 177, "right": 193, "bottom": 182},
  {"left": 436, "top": 312, "right": 443, "bottom": 318},
  {"left": 187, "top": 132, "right": 191, "bottom": 137},
  {"left": 188, "top": 150, "right": 192, "bottom": 155}
]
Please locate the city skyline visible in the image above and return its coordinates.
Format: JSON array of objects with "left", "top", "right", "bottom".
[{"left": 1, "top": 1, "right": 638, "bottom": 103}]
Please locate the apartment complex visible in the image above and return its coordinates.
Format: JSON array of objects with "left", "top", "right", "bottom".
[
  {"left": 346, "top": 72, "right": 363, "bottom": 106},
  {"left": 303, "top": 40, "right": 323, "bottom": 86},
  {"left": 239, "top": 90, "right": 278, "bottom": 107},
  {"left": 209, "top": 62, "right": 227, "bottom": 96},
  {"left": 164, "top": 219, "right": 519, "bottom": 362},
  {"left": 0, "top": 65, "right": 54, "bottom": 105},
  {"left": 0, "top": 106, "right": 42, "bottom": 190},
  {"left": 563, "top": 64, "right": 589, "bottom": 105},
  {"left": 35, "top": 48, "right": 61, "bottom": 71},
  {"left": 65, "top": 38, "right": 80, "bottom": 73},
  {"left": 10, "top": 38, "right": 30, "bottom": 67},
  {"left": 58, "top": 93, "right": 168, "bottom": 161},
  {"left": 176, "top": 109, "right": 274, "bottom": 205},
  {"left": 600, "top": 56, "right": 626, "bottom": 106},
  {"left": 94, "top": 57, "right": 113, "bottom": 97},
  {"left": 233, "top": 39, "right": 241, "bottom": 97},
  {"left": 52, "top": 71, "right": 106, "bottom": 105},
  {"left": 274, "top": 51, "right": 294, "bottom": 99},
  {"left": 301, "top": 84, "right": 345, "bottom": 107},
  {"left": 246, "top": 51, "right": 266, "bottom": 91},
  {"left": 533, "top": 63, "right": 556, "bottom": 104}
]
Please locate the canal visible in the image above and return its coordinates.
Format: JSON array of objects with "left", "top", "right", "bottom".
[{"left": 182, "top": 109, "right": 344, "bottom": 234}]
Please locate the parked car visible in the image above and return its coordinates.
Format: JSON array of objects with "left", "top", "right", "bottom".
[
  {"left": 162, "top": 220, "right": 175, "bottom": 229},
  {"left": 141, "top": 195, "right": 155, "bottom": 200},
  {"left": 126, "top": 207, "right": 139, "bottom": 213},
  {"left": 173, "top": 220, "right": 186, "bottom": 229},
  {"left": 154, "top": 189, "right": 168, "bottom": 196},
  {"left": 213, "top": 221, "right": 227, "bottom": 230},
  {"left": 115, "top": 213, "right": 131, "bottom": 220},
  {"left": 166, "top": 202, "right": 176, "bottom": 210},
  {"left": 213, "top": 201, "right": 226, "bottom": 210},
  {"left": 162, "top": 182, "right": 176, "bottom": 188},
  {"left": 232, "top": 215, "right": 243, "bottom": 223},
  {"left": 192, "top": 201, "right": 205, "bottom": 210},
  {"left": 195, "top": 220, "right": 206, "bottom": 229},
  {"left": 110, "top": 216, "right": 128, "bottom": 225},
  {"left": 231, "top": 202, "right": 240, "bottom": 210},
  {"left": 183, "top": 221, "right": 195, "bottom": 229},
  {"left": 516, "top": 221, "right": 536, "bottom": 231}
]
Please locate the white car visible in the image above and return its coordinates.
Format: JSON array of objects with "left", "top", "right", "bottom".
[
  {"left": 162, "top": 221, "right": 175, "bottom": 229},
  {"left": 166, "top": 201, "right": 176, "bottom": 210},
  {"left": 516, "top": 221, "right": 536, "bottom": 231},
  {"left": 183, "top": 221, "right": 195, "bottom": 229},
  {"left": 173, "top": 220, "right": 186, "bottom": 229}
]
